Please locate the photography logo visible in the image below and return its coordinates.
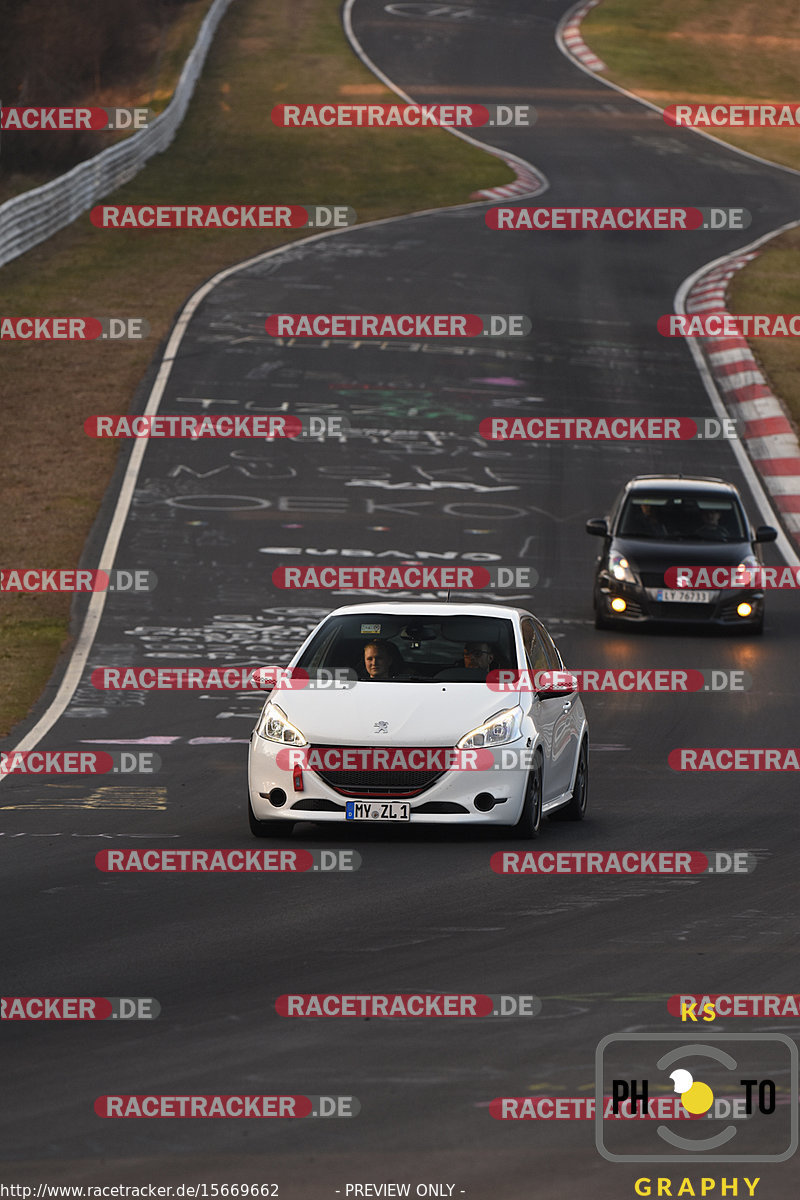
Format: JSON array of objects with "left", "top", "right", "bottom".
[
  {"left": 596, "top": 1033, "right": 798, "bottom": 1162},
  {"left": 669, "top": 1067, "right": 714, "bottom": 1115}
]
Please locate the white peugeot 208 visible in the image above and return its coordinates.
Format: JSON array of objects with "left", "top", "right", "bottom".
[{"left": 248, "top": 601, "right": 589, "bottom": 839}]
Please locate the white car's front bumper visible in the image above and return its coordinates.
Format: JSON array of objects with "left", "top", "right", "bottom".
[{"left": 248, "top": 732, "right": 534, "bottom": 826}]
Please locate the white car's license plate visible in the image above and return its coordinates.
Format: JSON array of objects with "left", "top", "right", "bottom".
[
  {"left": 346, "top": 801, "right": 411, "bottom": 821},
  {"left": 654, "top": 589, "right": 714, "bottom": 604}
]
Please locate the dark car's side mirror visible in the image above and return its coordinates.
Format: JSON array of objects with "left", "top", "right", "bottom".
[
  {"left": 585, "top": 517, "right": 608, "bottom": 537},
  {"left": 754, "top": 525, "right": 778, "bottom": 544}
]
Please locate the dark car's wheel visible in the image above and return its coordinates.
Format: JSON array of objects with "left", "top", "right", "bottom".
[
  {"left": 248, "top": 790, "right": 292, "bottom": 837},
  {"left": 514, "top": 754, "right": 543, "bottom": 839},
  {"left": 554, "top": 739, "right": 588, "bottom": 821}
]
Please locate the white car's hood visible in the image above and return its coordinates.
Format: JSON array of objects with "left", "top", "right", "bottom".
[{"left": 272, "top": 682, "right": 520, "bottom": 746}]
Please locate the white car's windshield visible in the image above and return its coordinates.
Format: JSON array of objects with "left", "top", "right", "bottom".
[{"left": 296, "top": 612, "right": 518, "bottom": 682}]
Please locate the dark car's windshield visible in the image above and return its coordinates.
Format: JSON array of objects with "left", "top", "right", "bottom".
[
  {"left": 296, "top": 613, "right": 518, "bottom": 682},
  {"left": 617, "top": 491, "right": 748, "bottom": 541}
]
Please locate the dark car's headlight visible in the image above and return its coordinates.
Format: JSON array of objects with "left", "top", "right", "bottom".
[
  {"left": 457, "top": 706, "right": 523, "bottom": 749},
  {"left": 255, "top": 701, "right": 307, "bottom": 745},
  {"left": 736, "top": 554, "right": 760, "bottom": 586},
  {"left": 608, "top": 550, "right": 638, "bottom": 585}
]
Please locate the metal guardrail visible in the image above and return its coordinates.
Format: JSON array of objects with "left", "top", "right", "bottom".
[{"left": 0, "top": 0, "right": 234, "bottom": 269}]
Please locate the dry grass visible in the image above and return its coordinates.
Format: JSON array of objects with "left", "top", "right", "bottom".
[
  {"left": 728, "top": 228, "right": 800, "bottom": 426},
  {"left": 582, "top": 0, "right": 800, "bottom": 169},
  {"left": 581, "top": 1, "right": 800, "bottom": 436}
]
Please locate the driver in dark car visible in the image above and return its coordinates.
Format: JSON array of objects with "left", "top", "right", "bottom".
[
  {"left": 629, "top": 501, "right": 668, "bottom": 537},
  {"left": 694, "top": 508, "right": 728, "bottom": 540}
]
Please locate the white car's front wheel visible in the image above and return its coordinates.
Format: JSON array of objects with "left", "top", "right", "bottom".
[
  {"left": 554, "top": 739, "right": 588, "bottom": 822},
  {"left": 513, "top": 754, "right": 543, "bottom": 840}
]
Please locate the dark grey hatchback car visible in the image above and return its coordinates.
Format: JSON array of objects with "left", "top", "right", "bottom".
[{"left": 586, "top": 475, "right": 778, "bottom": 633}]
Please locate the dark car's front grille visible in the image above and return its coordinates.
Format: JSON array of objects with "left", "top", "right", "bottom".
[
  {"left": 640, "top": 571, "right": 667, "bottom": 588},
  {"left": 309, "top": 746, "right": 446, "bottom": 798}
]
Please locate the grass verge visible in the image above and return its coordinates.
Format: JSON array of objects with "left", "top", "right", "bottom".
[
  {"left": 728, "top": 229, "right": 800, "bottom": 423},
  {"left": 582, "top": 0, "right": 800, "bottom": 171},
  {"left": 0, "top": 0, "right": 513, "bottom": 739}
]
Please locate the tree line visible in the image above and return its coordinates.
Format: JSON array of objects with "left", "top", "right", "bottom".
[{"left": 0, "top": 0, "right": 194, "bottom": 174}]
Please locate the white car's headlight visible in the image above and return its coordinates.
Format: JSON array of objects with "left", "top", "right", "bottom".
[
  {"left": 609, "top": 551, "right": 637, "bottom": 584},
  {"left": 457, "top": 706, "right": 523, "bottom": 749},
  {"left": 256, "top": 701, "right": 307, "bottom": 745}
]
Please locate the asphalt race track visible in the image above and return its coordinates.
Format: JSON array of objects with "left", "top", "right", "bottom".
[{"left": 3, "top": 0, "right": 800, "bottom": 1195}]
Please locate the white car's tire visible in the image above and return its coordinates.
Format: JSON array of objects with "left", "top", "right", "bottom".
[
  {"left": 513, "top": 754, "right": 543, "bottom": 840},
  {"left": 554, "top": 739, "right": 588, "bottom": 822}
]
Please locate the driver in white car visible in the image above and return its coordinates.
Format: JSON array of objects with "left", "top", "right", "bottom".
[{"left": 363, "top": 640, "right": 403, "bottom": 680}]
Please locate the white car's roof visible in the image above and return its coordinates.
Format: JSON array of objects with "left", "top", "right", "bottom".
[{"left": 318, "top": 600, "right": 535, "bottom": 622}]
